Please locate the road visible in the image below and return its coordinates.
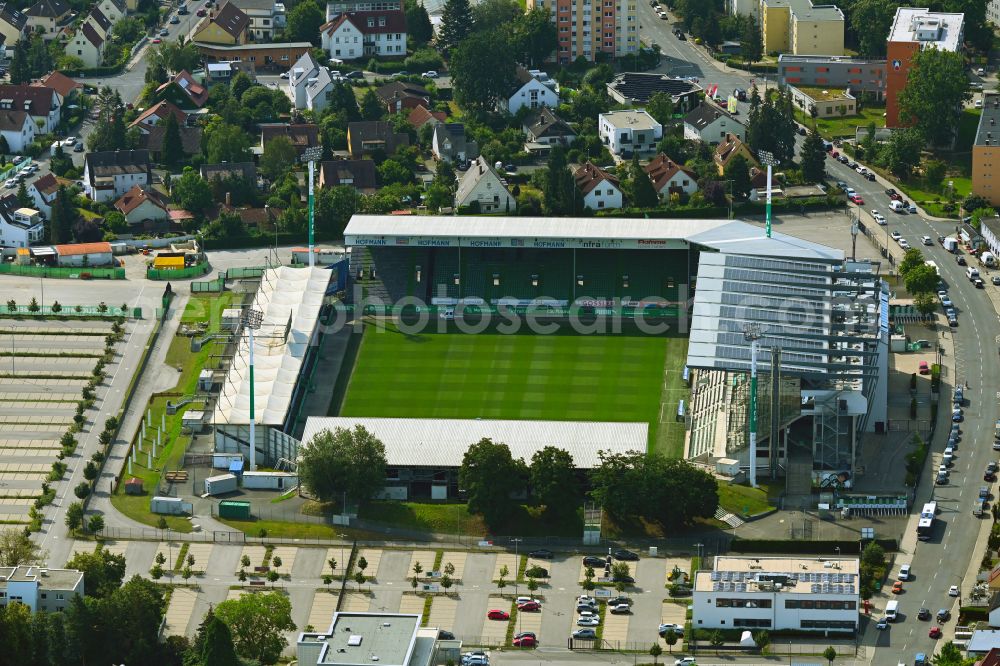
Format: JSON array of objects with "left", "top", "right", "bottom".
[{"left": 816, "top": 149, "right": 999, "bottom": 664}]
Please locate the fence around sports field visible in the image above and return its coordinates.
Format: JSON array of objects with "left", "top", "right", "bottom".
[{"left": 0, "top": 263, "right": 125, "bottom": 279}]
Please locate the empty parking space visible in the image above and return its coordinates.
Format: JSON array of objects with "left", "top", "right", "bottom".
[
  {"left": 341, "top": 592, "right": 371, "bottom": 612},
  {"left": 481, "top": 596, "right": 511, "bottom": 643},
  {"left": 603, "top": 607, "right": 629, "bottom": 644},
  {"left": 153, "top": 542, "right": 183, "bottom": 570},
  {"left": 100, "top": 541, "right": 127, "bottom": 558},
  {"left": 308, "top": 590, "right": 340, "bottom": 628},
  {"left": 240, "top": 545, "right": 267, "bottom": 569},
  {"left": 270, "top": 546, "right": 297, "bottom": 574},
  {"left": 408, "top": 550, "right": 437, "bottom": 577},
  {"left": 356, "top": 548, "right": 382, "bottom": 578},
  {"left": 514, "top": 606, "right": 542, "bottom": 639},
  {"left": 185, "top": 544, "right": 213, "bottom": 572},
  {"left": 70, "top": 540, "right": 95, "bottom": 559},
  {"left": 163, "top": 588, "right": 197, "bottom": 638},
  {"left": 399, "top": 593, "right": 425, "bottom": 616},
  {"left": 428, "top": 595, "right": 457, "bottom": 631},
  {"left": 226, "top": 589, "right": 246, "bottom": 601},
  {"left": 492, "top": 553, "right": 518, "bottom": 581},
  {"left": 441, "top": 552, "right": 467, "bottom": 580},
  {"left": 324, "top": 548, "right": 349, "bottom": 578}
]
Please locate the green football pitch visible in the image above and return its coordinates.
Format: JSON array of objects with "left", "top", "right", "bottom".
[{"left": 336, "top": 322, "right": 689, "bottom": 456}]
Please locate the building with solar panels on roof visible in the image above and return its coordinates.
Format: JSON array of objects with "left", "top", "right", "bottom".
[
  {"left": 692, "top": 556, "right": 860, "bottom": 633},
  {"left": 607, "top": 72, "right": 702, "bottom": 110}
]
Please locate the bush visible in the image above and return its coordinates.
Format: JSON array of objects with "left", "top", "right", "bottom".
[{"left": 403, "top": 48, "right": 443, "bottom": 74}]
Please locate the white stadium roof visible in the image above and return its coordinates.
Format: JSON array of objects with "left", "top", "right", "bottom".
[
  {"left": 344, "top": 215, "right": 844, "bottom": 262},
  {"left": 213, "top": 265, "right": 332, "bottom": 427},
  {"left": 299, "top": 417, "right": 648, "bottom": 468}
]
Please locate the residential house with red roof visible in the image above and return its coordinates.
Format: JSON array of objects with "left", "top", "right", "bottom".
[
  {"left": 128, "top": 100, "right": 187, "bottom": 130},
  {"left": 67, "top": 22, "right": 103, "bottom": 67},
  {"left": 114, "top": 185, "right": 171, "bottom": 228},
  {"left": 33, "top": 71, "right": 81, "bottom": 102},
  {"left": 0, "top": 109, "right": 35, "bottom": 153},
  {"left": 644, "top": 153, "right": 698, "bottom": 200},
  {"left": 27, "top": 172, "right": 58, "bottom": 217},
  {"left": 193, "top": 1, "right": 249, "bottom": 45},
  {"left": 320, "top": 9, "right": 407, "bottom": 59},
  {"left": 407, "top": 105, "right": 446, "bottom": 131},
  {"left": 154, "top": 71, "right": 209, "bottom": 109},
  {"left": 53, "top": 241, "right": 114, "bottom": 267},
  {"left": 0, "top": 84, "right": 61, "bottom": 133},
  {"left": 573, "top": 162, "right": 622, "bottom": 211},
  {"left": 259, "top": 123, "right": 319, "bottom": 158}
]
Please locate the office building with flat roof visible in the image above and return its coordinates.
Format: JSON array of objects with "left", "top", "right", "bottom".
[
  {"left": 972, "top": 92, "right": 1000, "bottom": 206},
  {"left": 778, "top": 55, "right": 886, "bottom": 98},
  {"left": 885, "top": 8, "right": 964, "bottom": 127},
  {"left": 759, "top": 0, "right": 845, "bottom": 56},
  {"left": 298, "top": 612, "right": 459, "bottom": 666},
  {"left": 0, "top": 565, "right": 84, "bottom": 613}
]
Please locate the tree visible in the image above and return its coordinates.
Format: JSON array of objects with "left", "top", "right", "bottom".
[
  {"left": 746, "top": 87, "right": 797, "bottom": 165},
  {"left": 74, "top": 482, "right": 91, "bottom": 499},
  {"left": 450, "top": 32, "right": 516, "bottom": 113},
  {"left": 65, "top": 501, "right": 84, "bottom": 532},
  {"left": 646, "top": 91, "right": 675, "bottom": 126},
  {"left": 437, "top": 0, "right": 473, "bottom": 53},
  {"left": 822, "top": 646, "right": 837, "bottom": 666},
  {"left": 15, "top": 182, "right": 30, "bottom": 208},
  {"left": 83, "top": 460, "right": 99, "bottom": 481},
  {"left": 87, "top": 88, "right": 128, "bottom": 152},
  {"left": 508, "top": 8, "right": 558, "bottom": 66},
  {"left": 8, "top": 38, "right": 28, "bottom": 85},
  {"left": 172, "top": 167, "right": 213, "bottom": 214},
  {"left": 241, "top": 554, "right": 251, "bottom": 569},
  {"left": 0, "top": 528, "right": 42, "bottom": 566},
  {"left": 459, "top": 438, "right": 526, "bottom": 528},
  {"left": 161, "top": 111, "right": 183, "bottom": 168},
  {"left": 710, "top": 630, "right": 724, "bottom": 653},
  {"left": 542, "top": 145, "right": 578, "bottom": 215},
  {"left": 286, "top": 0, "right": 324, "bottom": 44},
  {"left": 663, "top": 629, "right": 678, "bottom": 652},
  {"left": 205, "top": 122, "right": 253, "bottom": 164},
  {"left": 214, "top": 591, "right": 296, "bottom": 664},
  {"left": 88, "top": 514, "right": 104, "bottom": 534},
  {"left": 48, "top": 186, "right": 74, "bottom": 245},
  {"left": 361, "top": 89, "right": 385, "bottom": 121},
  {"left": 629, "top": 154, "right": 659, "bottom": 208},
  {"left": 850, "top": 0, "right": 895, "bottom": 58},
  {"left": 590, "top": 451, "right": 718, "bottom": 527},
  {"left": 66, "top": 547, "right": 126, "bottom": 599},
  {"left": 230, "top": 71, "right": 254, "bottom": 100},
  {"left": 925, "top": 159, "right": 946, "bottom": 192},
  {"left": 299, "top": 425, "right": 388, "bottom": 504},
  {"left": 897, "top": 47, "right": 971, "bottom": 146},
  {"left": 800, "top": 125, "right": 826, "bottom": 183},
  {"left": 933, "top": 642, "right": 964, "bottom": 666},
  {"left": 726, "top": 153, "right": 752, "bottom": 200},
  {"left": 904, "top": 263, "right": 939, "bottom": 295},
  {"left": 739, "top": 18, "right": 762, "bottom": 66},
  {"left": 529, "top": 446, "right": 580, "bottom": 519},
  {"left": 880, "top": 127, "right": 923, "bottom": 178},
  {"left": 914, "top": 291, "right": 937, "bottom": 315},
  {"left": 354, "top": 570, "right": 366, "bottom": 590},
  {"left": 259, "top": 136, "right": 298, "bottom": 181},
  {"left": 755, "top": 630, "right": 770, "bottom": 655},
  {"left": 472, "top": 0, "right": 520, "bottom": 33},
  {"left": 198, "top": 608, "right": 240, "bottom": 666},
  {"left": 404, "top": 0, "right": 434, "bottom": 47},
  {"left": 650, "top": 643, "right": 663, "bottom": 665}
]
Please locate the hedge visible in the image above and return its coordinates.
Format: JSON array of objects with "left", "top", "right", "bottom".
[{"left": 729, "top": 538, "right": 898, "bottom": 554}]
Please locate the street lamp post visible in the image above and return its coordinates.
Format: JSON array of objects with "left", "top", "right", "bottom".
[
  {"left": 243, "top": 308, "right": 263, "bottom": 471},
  {"left": 300, "top": 146, "right": 323, "bottom": 268}
]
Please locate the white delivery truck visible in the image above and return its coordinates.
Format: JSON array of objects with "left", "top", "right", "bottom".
[
  {"left": 943, "top": 237, "right": 959, "bottom": 252},
  {"left": 968, "top": 266, "right": 981, "bottom": 280},
  {"left": 204, "top": 473, "right": 238, "bottom": 496}
]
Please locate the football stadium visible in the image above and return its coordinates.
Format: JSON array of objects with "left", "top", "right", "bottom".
[{"left": 214, "top": 214, "right": 889, "bottom": 499}]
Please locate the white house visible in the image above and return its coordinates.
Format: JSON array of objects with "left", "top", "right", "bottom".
[
  {"left": 0, "top": 207, "right": 43, "bottom": 249},
  {"left": 693, "top": 556, "right": 860, "bottom": 633},
  {"left": 305, "top": 68, "right": 336, "bottom": 114},
  {"left": 95, "top": 0, "right": 125, "bottom": 23},
  {"left": 0, "top": 109, "right": 34, "bottom": 153},
  {"left": 320, "top": 10, "right": 406, "bottom": 59},
  {"left": 228, "top": 0, "right": 286, "bottom": 40},
  {"left": 683, "top": 102, "right": 746, "bottom": 144},
  {"left": 0, "top": 85, "right": 62, "bottom": 134},
  {"left": 83, "top": 150, "right": 151, "bottom": 202},
  {"left": 288, "top": 51, "right": 322, "bottom": 109},
  {"left": 645, "top": 153, "right": 699, "bottom": 199},
  {"left": 598, "top": 110, "right": 662, "bottom": 156},
  {"left": 501, "top": 67, "right": 559, "bottom": 115},
  {"left": 573, "top": 162, "right": 622, "bottom": 210},
  {"left": 455, "top": 156, "right": 515, "bottom": 213},
  {"left": 0, "top": 566, "right": 83, "bottom": 613},
  {"left": 67, "top": 22, "right": 104, "bottom": 68},
  {"left": 432, "top": 123, "right": 477, "bottom": 164},
  {"left": 114, "top": 185, "right": 170, "bottom": 226},
  {"left": 27, "top": 172, "right": 58, "bottom": 217},
  {"left": 54, "top": 241, "right": 114, "bottom": 266}
]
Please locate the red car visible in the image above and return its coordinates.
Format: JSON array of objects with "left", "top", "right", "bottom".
[
  {"left": 518, "top": 601, "right": 541, "bottom": 612},
  {"left": 849, "top": 194, "right": 864, "bottom": 205},
  {"left": 513, "top": 635, "right": 537, "bottom": 647},
  {"left": 487, "top": 609, "right": 510, "bottom": 621},
  {"left": 151, "top": 38, "right": 162, "bottom": 43},
  {"left": 919, "top": 361, "right": 930, "bottom": 375},
  {"left": 929, "top": 626, "right": 942, "bottom": 639},
  {"left": 196, "top": 7, "right": 206, "bottom": 15},
  {"left": 830, "top": 150, "right": 839, "bottom": 158}
]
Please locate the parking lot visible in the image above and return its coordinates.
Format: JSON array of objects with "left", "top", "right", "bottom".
[
  {"left": 0, "top": 319, "right": 114, "bottom": 522},
  {"left": 139, "top": 543, "right": 691, "bottom": 649}
]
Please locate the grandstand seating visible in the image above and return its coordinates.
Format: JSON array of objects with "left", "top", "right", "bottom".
[{"left": 357, "top": 246, "right": 694, "bottom": 305}]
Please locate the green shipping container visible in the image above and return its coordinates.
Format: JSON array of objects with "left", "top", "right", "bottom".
[{"left": 219, "top": 500, "right": 251, "bottom": 520}]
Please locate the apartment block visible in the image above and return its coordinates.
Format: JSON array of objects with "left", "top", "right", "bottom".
[
  {"left": 0, "top": 566, "right": 84, "bottom": 613},
  {"left": 990, "top": 0, "right": 1000, "bottom": 28},
  {"left": 885, "top": 7, "right": 964, "bottom": 127},
  {"left": 759, "top": 0, "right": 844, "bottom": 56},
  {"left": 778, "top": 55, "right": 886, "bottom": 98},
  {"left": 972, "top": 93, "right": 1000, "bottom": 206},
  {"left": 526, "top": 0, "right": 637, "bottom": 63}
]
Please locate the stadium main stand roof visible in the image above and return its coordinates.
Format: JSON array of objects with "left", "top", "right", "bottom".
[
  {"left": 213, "top": 265, "right": 332, "bottom": 427},
  {"left": 299, "top": 417, "right": 647, "bottom": 468},
  {"left": 344, "top": 215, "right": 845, "bottom": 262}
]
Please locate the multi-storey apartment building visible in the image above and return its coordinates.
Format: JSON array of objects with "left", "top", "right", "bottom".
[{"left": 525, "top": 0, "right": 637, "bottom": 63}]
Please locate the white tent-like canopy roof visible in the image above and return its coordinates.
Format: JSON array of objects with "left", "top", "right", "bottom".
[{"left": 213, "top": 265, "right": 332, "bottom": 427}]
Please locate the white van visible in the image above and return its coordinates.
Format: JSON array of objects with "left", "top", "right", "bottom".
[
  {"left": 890, "top": 200, "right": 905, "bottom": 213},
  {"left": 885, "top": 600, "right": 899, "bottom": 621},
  {"left": 967, "top": 267, "right": 981, "bottom": 280}
]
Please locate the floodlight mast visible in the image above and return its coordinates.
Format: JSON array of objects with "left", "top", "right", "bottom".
[
  {"left": 301, "top": 146, "right": 323, "bottom": 267},
  {"left": 744, "top": 323, "right": 763, "bottom": 488},
  {"left": 244, "top": 308, "right": 263, "bottom": 470}
]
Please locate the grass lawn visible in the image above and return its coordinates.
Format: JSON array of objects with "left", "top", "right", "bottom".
[
  {"left": 355, "top": 500, "right": 583, "bottom": 537},
  {"left": 717, "top": 482, "right": 778, "bottom": 517},
  {"left": 795, "top": 105, "right": 885, "bottom": 139},
  {"left": 339, "top": 321, "right": 680, "bottom": 453},
  {"left": 110, "top": 293, "right": 235, "bottom": 532}
]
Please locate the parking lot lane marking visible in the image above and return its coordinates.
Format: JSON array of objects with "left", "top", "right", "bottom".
[
  {"left": 342, "top": 592, "right": 371, "bottom": 612},
  {"left": 492, "top": 553, "right": 519, "bottom": 582},
  {"left": 398, "top": 592, "right": 425, "bottom": 617},
  {"left": 308, "top": 590, "right": 340, "bottom": 629},
  {"left": 427, "top": 595, "right": 457, "bottom": 632},
  {"left": 481, "top": 596, "right": 511, "bottom": 643}
]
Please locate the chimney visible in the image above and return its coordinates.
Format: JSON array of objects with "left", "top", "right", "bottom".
[{"left": 225, "top": 191, "right": 231, "bottom": 206}]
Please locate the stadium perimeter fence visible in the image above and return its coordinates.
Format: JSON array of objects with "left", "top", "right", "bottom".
[{"left": 0, "top": 263, "right": 125, "bottom": 279}]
